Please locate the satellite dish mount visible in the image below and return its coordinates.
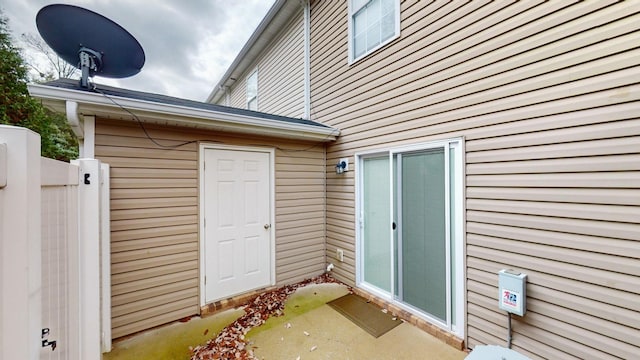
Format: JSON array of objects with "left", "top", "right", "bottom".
[
  {"left": 78, "top": 47, "right": 103, "bottom": 88},
  {"left": 36, "top": 4, "right": 145, "bottom": 88}
]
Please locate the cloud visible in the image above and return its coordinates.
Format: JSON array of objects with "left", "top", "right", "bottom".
[{"left": 2, "top": 0, "right": 275, "bottom": 101}]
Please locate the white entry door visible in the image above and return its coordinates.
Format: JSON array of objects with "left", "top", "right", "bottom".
[{"left": 203, "top": 148, "right": 272, "bottom": 302}]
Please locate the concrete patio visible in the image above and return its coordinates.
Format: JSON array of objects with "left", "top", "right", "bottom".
[{"left": 103, "top": 283, "right": 467, "bottom": 360}]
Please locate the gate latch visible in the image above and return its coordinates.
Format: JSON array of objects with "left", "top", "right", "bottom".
[{"left": 42, "top": 328, "right": 57, "bottom": 351}]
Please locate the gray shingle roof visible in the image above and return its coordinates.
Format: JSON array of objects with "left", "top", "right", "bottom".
[{"left": 45, "top": 78, "right": 331, "bottom": 129}]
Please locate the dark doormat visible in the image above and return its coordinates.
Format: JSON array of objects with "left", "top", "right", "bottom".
[{"left": 327, "top": 294, "right": 401, "bottom": 338}]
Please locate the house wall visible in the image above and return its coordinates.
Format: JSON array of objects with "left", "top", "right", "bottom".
[
  {"left": 310, "top": 0, "right": 640, "bottom": 359},
  {"left": 95, "top": 119, "right": 326, "bottom": 339},
  {"left": 223, "top": 9, "right": 306, "bottom": 118}
]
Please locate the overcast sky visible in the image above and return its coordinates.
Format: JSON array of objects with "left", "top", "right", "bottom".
[{"left": 2, "top": 0, "right": 276, "bottom": 101}]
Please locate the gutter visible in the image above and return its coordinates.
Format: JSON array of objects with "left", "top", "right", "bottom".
[{"left": 29, "top": 83, "right": 338, "bottom": 142}]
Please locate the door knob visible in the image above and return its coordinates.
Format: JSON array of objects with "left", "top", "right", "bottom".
[{"left": 264, "top": 224, "right": 271, "bottom": 230}]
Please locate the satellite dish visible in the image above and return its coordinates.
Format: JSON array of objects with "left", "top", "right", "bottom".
[{"left": 36, "top": 4, "right": 145, "bottom": 88}]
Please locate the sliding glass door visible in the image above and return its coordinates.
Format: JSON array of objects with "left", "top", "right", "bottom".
[
  {"left": 361, "top": 156, "right": 391, "bottom": 292},
  {"left": 358, "top": 139, "right": 462, "bottom": 333},
  {"left": 397, "top": 148, "right": 447, "bottom": 321}
]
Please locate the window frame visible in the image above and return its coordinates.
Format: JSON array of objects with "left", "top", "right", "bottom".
[
  {"left": 246, "top": 69, "right": 258, "bottom": 111},
  {"left": 347, "top": 0, "right": 401, "bottom": 64}
]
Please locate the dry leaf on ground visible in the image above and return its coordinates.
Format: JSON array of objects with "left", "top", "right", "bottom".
[{"left": 190, "top": 274, "right": 341, "bottom": 360}]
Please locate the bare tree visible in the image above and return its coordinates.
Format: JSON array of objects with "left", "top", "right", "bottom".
[{"left": 20, "top": 32, "right": 78, "bottom": 82}]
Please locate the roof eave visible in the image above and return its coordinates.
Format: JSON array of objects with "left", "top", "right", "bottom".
[{"left": 28, "top": 83, "right": 338, "bottom": 142}]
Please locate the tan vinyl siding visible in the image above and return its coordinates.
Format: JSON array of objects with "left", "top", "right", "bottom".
[
  {"left": 96, "top": 119, "right": 325, "bottom": 339},
  {"left": 274, "top": 148, "right": 326, "bottom": 284},
  {"left": 310, "top": 0, "right": 640, "bottom": 358},
  {"left": 224, "top": 11, "right": 306, "bottom": 118},
  {"left": 259, "top": 13, "right": 305, "bottom": 117},
  {"left": 228, "top": 81, "right": 245, "bottom": 109}
]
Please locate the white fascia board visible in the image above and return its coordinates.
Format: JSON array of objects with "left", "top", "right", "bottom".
[{"left": 29, "top": 83, "right": 338, "bottom": 142}]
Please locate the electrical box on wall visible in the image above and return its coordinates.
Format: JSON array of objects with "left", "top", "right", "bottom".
[{"left": 498, "top": 269, "right": 527, "bottom": 316}]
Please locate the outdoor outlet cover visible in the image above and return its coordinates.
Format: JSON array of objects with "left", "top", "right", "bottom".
[{"left": 336, "top": 249, "right": 344, "bottom": 262}]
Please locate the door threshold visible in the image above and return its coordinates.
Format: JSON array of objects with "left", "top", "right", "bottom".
[
  {"left": 352, "top": 287, "right": 465, "bottom": 351},
  {"left": 201, "top": 285, "right": 278, "bottom": 317}
]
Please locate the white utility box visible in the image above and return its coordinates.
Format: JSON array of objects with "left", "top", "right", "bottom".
[{"left": 498, "top": 269, "right": 527, "bottom": 316}]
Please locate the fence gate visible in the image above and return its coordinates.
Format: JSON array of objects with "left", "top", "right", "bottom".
[
  {"left": 0, "top": 126, "right": 109, "bottom": 360},
  {"left": 40, "top": 157, "right": 80, "bottom": 360}
]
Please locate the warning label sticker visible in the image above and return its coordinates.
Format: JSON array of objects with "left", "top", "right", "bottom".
[{"left": 501, "top": 289, "right": 521, "bottom": 312}]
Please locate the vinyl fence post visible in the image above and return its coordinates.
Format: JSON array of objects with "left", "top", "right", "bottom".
[
  {"left": 100, "top": 163, "right": 111, "bottom": 352},
  {"left": 72, "top": 158, "right": 101, "bottom": 360},
  {"left": 0, "top": 125, "right": 41, "bottom": 360}
]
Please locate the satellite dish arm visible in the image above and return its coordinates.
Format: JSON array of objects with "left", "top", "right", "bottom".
[{"left": 78, "top": 47, "right": 102, "bottom": 88}]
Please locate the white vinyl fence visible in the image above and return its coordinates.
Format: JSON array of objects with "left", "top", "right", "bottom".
[{"left": 0, "top": 125, "right": 110, "bottom": 360}]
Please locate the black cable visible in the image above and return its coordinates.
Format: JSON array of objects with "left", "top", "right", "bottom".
[
  {"left": 92, "top": 81, "right": 338, "bottom": 152},
  {"left": 507, "top": 312, "right": 512, "bottom": 349},
  {"left": 92, "top": 84, "right": 199, "bottom": 149}
]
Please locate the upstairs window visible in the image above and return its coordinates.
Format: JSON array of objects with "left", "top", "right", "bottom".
[
  {"left": 246, "top": 70, "right": 258, "bottom": 111},
  {"left": 349, "top": 0, "right": 400, "bottom": 63}
]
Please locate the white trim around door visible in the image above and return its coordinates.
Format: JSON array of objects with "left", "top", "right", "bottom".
[{"left": 198, "top": 144, "right": 276, "bottom": 306}]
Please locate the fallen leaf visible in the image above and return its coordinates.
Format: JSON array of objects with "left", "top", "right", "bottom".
[
  {"left": 203, "top": 329, "right": 209, "bottom": 336},
  {"left": 190, "top": 273, "right": 341, "bottom": 360}
]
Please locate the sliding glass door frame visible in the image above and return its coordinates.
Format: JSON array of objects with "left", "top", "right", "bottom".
[
  {"left": 355, "top": 138, "right": 465, "bottom": 336},
  {"left": 355, "top": 153, "right": 395, "bottom": 298}
]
